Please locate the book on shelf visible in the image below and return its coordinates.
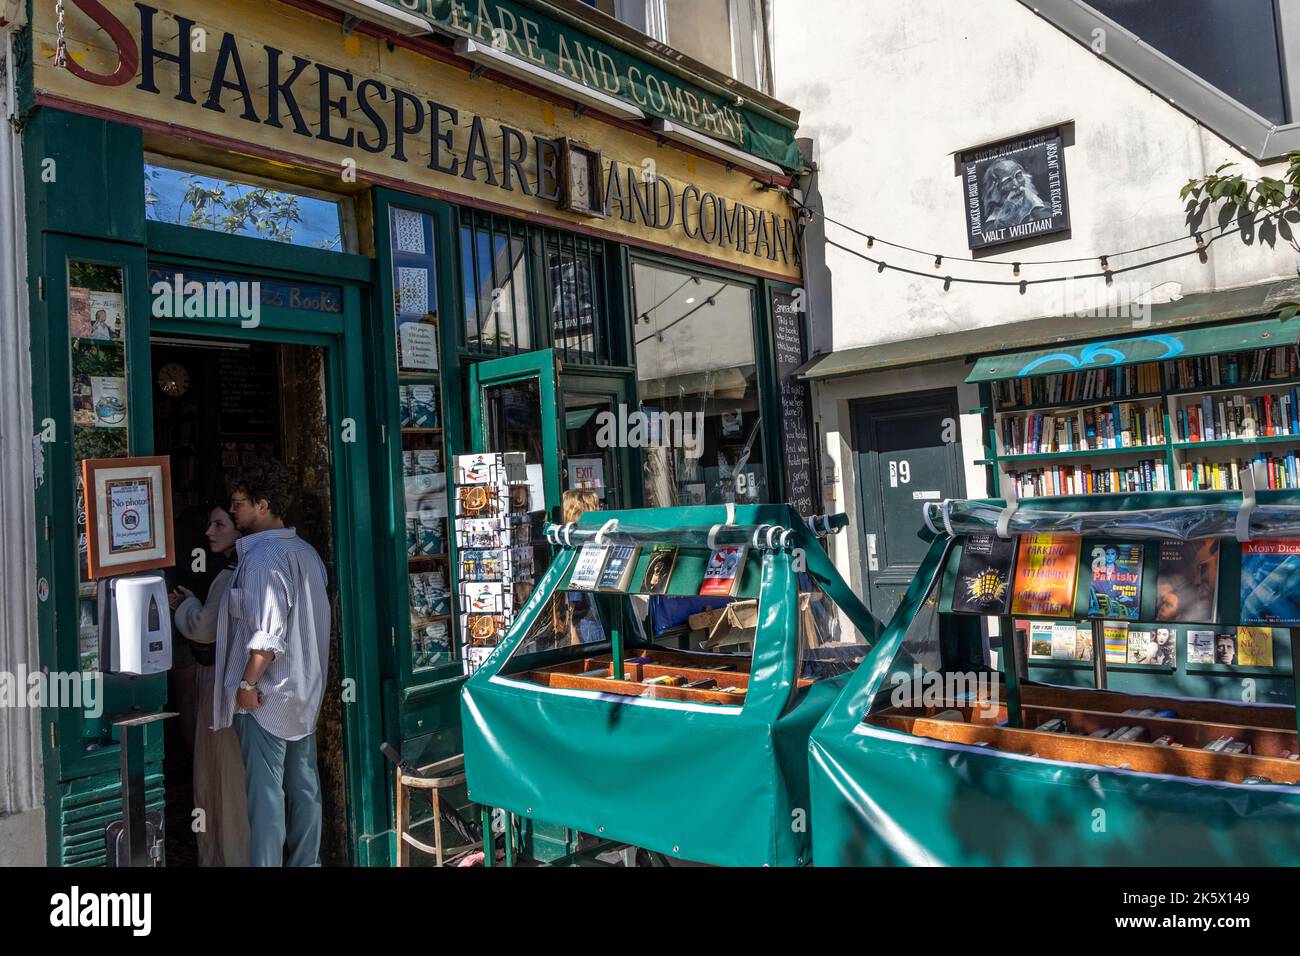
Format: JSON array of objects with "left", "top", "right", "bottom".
[
  {"left": 1026, "top": 620, "right": 1054, "bottom": 658},
  {"left": 1087, "top": 542, "right": 1143, "bottom": 619},
  {"left": 1103, "top": 621, "right": 1129, "bottom": 664},
  {"left": 1010, "top": 534, "right": 1080, "bottom": 617},
  {"left": 1007, "top": 459, "right": 1168, "bottom": 498},
  {"left": 992, "top": 363, "right": 1162, "bottom": 410},
  {"left": 1050, "top": 622, "right": 1077, "bottom": 660},
  {"left": 1173, "top": 388, "right": 1300, "bottom": 442},
  {"left": 1236, "top": 626, "right": 1276, "bottom": 666},
  {"left": 569, "top": 543, "right": 610, "bottom": 591},
  {"left": 1180, "top": 453, "right": 1300, "bottom": 491},
  {"left": 1168, "top": 346, "right": 1299, "bottom": 390},
  {"left": 1186, "top": 629, "right": 1216, "bottom": 664},
  {"left": 1155, "top": 539, "right": 1220, "bottom": 624},
  {"left": 596, "top": 544, "right": 641, "bottom": 592},
  {"left": 1126, "top": 628, "right": 1166, "bottom": 664},
  {"left": 999, "top": 401, "right": 1164, "bottom": 455},
  {"left": 1240, "top": 539, "right": 1300, "bottom": 625},
  {"left": 951, "top": 533, "right": 1016, "bottom": 614},
  {"left": 640, "top": 546, "right": 678, "bottom": 594},
  {"left": 699, "top": 545, "right": 748, "bottom": 597}
]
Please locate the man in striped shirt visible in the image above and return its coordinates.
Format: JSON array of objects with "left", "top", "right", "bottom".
[{"left": 214, "top": 459, "right": 331, "bottom": 867}]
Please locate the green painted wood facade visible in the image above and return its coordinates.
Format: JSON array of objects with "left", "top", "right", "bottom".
[{"left": 22, "top": 101, "right": 803, "bottom": 865}]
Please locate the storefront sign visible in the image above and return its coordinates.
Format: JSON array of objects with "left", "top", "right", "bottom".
[
  {"left": 82, "top": 456, "right": 175, "bottom": 578},
  {"left": 377, "top": 0, "right": 801, "bottom": 170},
  {"left": 960, "top": 130, "right": 1070, "bottom": 250},
  {"left": 35, "top": 0, "right": 800, "bottom": 280}
]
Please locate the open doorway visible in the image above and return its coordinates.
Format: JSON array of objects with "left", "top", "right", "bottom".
[{"left": 151, "top": 335, "right": 349, "bottom": 865}]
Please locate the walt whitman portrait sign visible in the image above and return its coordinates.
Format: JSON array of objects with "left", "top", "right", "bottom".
[{"left": 961, "top": 131, "right": 1070, "bottom": 250}]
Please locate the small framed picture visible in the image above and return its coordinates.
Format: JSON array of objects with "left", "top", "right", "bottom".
[
  {"left": 82, "top": 456, "right": 175, "bottom": 579},
  {"left": 561, "top": 139, "right": 606, "bottom": 218}
]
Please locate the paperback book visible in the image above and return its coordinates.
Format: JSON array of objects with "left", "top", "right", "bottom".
[
  {"left": 597, "top": 544, "right": 641, "bottom": 592},
  {"left": 1010, "top": 534, "right": 1081, "bottom": 618},
  {"left": 1087, "top": 542, "right": 1143, "bottom": 619},
  {"left": 1103, "top": 621, "right": 1129, "bottom": 664},
  {"left": 1051, "top": 622, "right": 1077, "bottom": 660},
  {"left": 1028, "top": 620, "right": 1054, "bottom": 659},
  {"left": 951, "top": 533, "right": 1016, "bottom": 614},
  {"left": 1236, "top": 626, "right": 1276, "bottom": 666},
  {"left": 569, "top": 544, "right": 610, "bottom": 591},
  {"left": 1240, "top": 539, "right": 1300, "bottom": 625},
  {"left": 700, "top": 545, "right": 748, "bottom": 597},
  {"left": 1155, "top": 539, "right": 1219, "bottom": 623},
  {"left": 640, "top": 546, "right": 678, "bottom": 594},
  {"left": 1187, "top": 629, "right": 1216, "bottom": 665}
]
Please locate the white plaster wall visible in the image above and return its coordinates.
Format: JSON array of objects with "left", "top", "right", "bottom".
[
  {"left": 772, "top": 0, "right": 1300, "bottom": 590},
  {"left": 773, "top": 0, "right": 1300, "bottom": 352}
]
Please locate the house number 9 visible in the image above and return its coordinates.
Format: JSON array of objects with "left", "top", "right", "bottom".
[{"left": 889, "top": 460, "right": 911, "bottom": 487}]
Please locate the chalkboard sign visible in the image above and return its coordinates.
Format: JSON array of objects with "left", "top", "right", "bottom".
[
  {"left": 218, "top": 348, "right": 278, "bottom": 436},
  {"left": 771, "top": 288, "right": 817, "bottom": 517}
]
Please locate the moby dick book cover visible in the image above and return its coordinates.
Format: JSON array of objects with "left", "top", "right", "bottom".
[{"left": 951, "top": 533, "right": 1016, "bottom": 614}]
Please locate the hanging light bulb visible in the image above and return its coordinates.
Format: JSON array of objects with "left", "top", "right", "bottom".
[
  {"left": 934, "top": 255, "right": 943, "bottom": 269},
  {"left": 1012, "top": 262, "right": 1021, "bottom": 277}
]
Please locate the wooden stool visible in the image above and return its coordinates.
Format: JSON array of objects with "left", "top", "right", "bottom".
[{"left": 394, "top": 754, "right": 474, "bottom": 867}]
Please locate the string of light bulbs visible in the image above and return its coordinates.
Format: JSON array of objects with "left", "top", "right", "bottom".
[{"left": 819, "top": 203, "right": 1290, "bottom": 291}]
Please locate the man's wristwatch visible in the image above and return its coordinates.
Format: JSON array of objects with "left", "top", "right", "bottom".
[{"left": 239, "top": 680, "right": 258, "bottom": 692}]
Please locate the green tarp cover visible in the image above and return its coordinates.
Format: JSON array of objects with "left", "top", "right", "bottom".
[
  {"left": 461, "top": 504, "right": 874, "bottom": 866},
  {"left": 966, "top": 315, "right": 1300, "bottom": 383},
  {"left": 809, "top": 493, "right": 1300, "bottom": 866}
]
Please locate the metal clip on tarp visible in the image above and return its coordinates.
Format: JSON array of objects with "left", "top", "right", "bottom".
[
  {"left": 923, "top": 498, "right": 959, "bottom": 538},
  {"left": 594, "top": 518, "right": 618, "bottom": 546},
  {"left": 996, "top": 497, "right": 1020, "bottom": 540},
  {"left": 1237, "top": 462, "right": 1261, "bottom": 543}
]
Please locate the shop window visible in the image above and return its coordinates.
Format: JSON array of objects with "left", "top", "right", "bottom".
[
  {"left": 68, "top": 260, "right": 130, "bottom": 674},
  {"left": 544, "top": 231, "right": 611, "bottom": 365},
  {"left": 632, "top": 260, "right": 767, "bottom": 508},
  {"left": 144, "top": 158, "right": 351, "bottom": 252},
  {"left": 387, "top": 206, "right": 455, "bottom": 675},
  {"left": 460, "top": 211, "right": 532, "bottom": 355}
]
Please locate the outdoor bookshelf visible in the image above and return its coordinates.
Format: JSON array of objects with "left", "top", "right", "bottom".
[{"left": 983, "top": 346, "right": 1300, "bottom": 499}]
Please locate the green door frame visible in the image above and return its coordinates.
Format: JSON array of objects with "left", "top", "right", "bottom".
[
  {"left": 468, "top": 349, "right": 564, "bottom": 517},
  {"left": 145, "top": 242, "right": 390, "bottom": 865},
  {"left": 38, "top": 233, "right": 164, "bottom": 791}
]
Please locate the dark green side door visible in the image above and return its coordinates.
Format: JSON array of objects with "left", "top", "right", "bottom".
[{"left": 853, "top": 389, "right": 965, "bottom": 636}]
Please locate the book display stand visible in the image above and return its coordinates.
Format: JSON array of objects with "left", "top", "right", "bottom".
[
  {"left": 810, "top": 483, "right": 1300, "bottom": 866},
  {"left": 460, "top": 504, "right": 874, "bottom": 867}
]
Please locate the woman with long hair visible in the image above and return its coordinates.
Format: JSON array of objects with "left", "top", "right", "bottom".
[{"left": 168, "top": 503, "right": 250, "bottom": 866}]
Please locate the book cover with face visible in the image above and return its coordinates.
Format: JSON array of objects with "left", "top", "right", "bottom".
[{"left": 1155, "top": 539, "right": 1219, "bottom": 623}]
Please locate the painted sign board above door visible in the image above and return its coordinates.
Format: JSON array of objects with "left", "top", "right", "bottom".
[
  {"left": 373, "top": 0, "right": 802, "bottom": 170},
  {"left": 33, "top": 0, "right": 801, "bottom": 282}
]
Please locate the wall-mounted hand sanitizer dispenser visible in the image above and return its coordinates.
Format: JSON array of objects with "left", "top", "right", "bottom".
[{"left": 98, "top": 575, "right": 172, "bottom": 676}]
